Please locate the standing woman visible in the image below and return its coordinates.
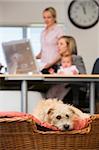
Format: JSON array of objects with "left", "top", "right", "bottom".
[{"left": 36, "top": 7, "right": 64, "bottom": 73}]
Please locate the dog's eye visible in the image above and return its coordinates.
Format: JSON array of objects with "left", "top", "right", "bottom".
[
  {"left": 66, "top": 114, "right": 69, "bottom": 118},
  {"left": 56, "top": 115, "right": 61, "bottom": 120}
]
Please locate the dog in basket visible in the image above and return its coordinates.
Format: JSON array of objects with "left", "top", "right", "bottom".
[{"left": 33, "top": 98, "right": 90, "bottom": 131}]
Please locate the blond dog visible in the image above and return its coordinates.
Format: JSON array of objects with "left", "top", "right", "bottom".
[{"left": 33, "top": 99, "right": 90, "bottom": 131}]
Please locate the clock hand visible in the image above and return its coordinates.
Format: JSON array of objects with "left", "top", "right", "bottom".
[
  {"left": 80, "top": 2, "right": 86, "bottom": 15},
  {"left": 82, "top": 5, "right": 86, "bottom": 15}
]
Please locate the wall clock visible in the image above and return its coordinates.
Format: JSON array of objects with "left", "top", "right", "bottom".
[{"left": 68, "top": 0, "right": 99, "bottom": 29}]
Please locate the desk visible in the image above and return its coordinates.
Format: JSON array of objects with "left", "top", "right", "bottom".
[{"left": 2, "top": 74, "right": 99, "bottom": 114}]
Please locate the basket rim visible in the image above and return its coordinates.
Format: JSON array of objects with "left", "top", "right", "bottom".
[{"left": 0, "top": 113, "right": 99, "bottom": 135}]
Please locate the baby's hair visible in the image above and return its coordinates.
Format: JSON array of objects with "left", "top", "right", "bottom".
[{"left": 43, "top": 7, "right": 57, "bottom": 23}]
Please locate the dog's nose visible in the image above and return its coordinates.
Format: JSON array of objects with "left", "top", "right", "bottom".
[{"left": 63, "top": 124, "right": 69, "bottom": 130}]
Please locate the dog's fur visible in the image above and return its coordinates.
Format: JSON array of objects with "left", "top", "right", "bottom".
[{"left": 33, "top": 98, "right": 90, "bottom": 131}]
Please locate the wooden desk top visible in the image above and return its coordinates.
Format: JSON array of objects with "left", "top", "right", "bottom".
[
  {"left": 0, "top": 74, "right": 99, "bottom": 78},
  {"left": 0, "top": 74, "right": 99, "bottom": 82}
]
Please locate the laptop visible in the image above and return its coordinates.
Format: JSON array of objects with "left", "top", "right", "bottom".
[{"left": 2, "top": 39, "right": 39, "bottom": 74}]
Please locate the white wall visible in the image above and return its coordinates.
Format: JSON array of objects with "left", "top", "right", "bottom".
[
  {"left": 0, "top": 0, "right": 99, "bottom": 73},
  {"left": 0, "top": 3, "right": 3, "bottom": 22},
  {"left": 0, "top": 91, "right": 43, "bottom": 113},
  {"left": 0, "top": 0, "right": 65, "bottom": 25}
]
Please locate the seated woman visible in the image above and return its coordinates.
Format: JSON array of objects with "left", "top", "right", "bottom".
[
  {"left": 40, "top": 35, "right": 76, "bottom": 74},
  {"left": 57, "top": 35, "right": 86, "bottom": 74}
]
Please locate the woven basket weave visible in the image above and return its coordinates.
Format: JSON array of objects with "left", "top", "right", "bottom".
[{"left": 0, "top": 113, "right": 99, "bottom": 150}]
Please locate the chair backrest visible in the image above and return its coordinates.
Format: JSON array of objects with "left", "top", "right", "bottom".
[
  {"left": 92, "top": 58, "right": 99, "bottom": 74},
  {"left": 92, "top": 58, "right": 99, "bottom": 99},
  {"left": 72, "top": 54, "right": 86, "bottom": 74}
]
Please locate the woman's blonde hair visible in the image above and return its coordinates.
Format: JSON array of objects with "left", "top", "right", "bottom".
[
  {"left": 67, "top": 36, "right": 77, "bottom": 55},
  {"left": 43, "top": 7, "right": 57, "bottom": 23}
]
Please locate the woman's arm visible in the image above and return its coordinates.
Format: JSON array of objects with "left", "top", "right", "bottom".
[{"left": 44, "top": 55, "right": 61, "bottom": 69}]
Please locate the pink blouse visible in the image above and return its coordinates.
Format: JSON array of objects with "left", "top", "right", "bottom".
[
  {"left": 40, "top": 24, "right": 64, "bottom": 68},
  {"left": 57, "top": 65, "right": 79, "bottom": 75}
]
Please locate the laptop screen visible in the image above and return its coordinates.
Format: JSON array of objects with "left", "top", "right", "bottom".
[{"left": 2, "top": 39, "right": 38, "bottom": 74}]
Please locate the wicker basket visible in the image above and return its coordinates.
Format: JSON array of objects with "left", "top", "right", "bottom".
[{"left": 0, "top": 113, "right": 99, "bottom": 150}]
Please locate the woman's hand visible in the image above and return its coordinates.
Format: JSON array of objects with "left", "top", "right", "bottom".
[{"left": 36, "top": 51, "right": 42, "bottom": 59}]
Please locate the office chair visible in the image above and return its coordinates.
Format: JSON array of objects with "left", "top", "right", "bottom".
[
  {"left": 92, "top": 58, "right": 99, "bottom": 99},
  {"left": 92, "top": 58, "right": 99, "bottom": 113}
]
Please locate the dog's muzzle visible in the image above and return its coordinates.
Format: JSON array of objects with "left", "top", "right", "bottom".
[{"left": 63, "top": 124, "right": 70, "bottom": 130}]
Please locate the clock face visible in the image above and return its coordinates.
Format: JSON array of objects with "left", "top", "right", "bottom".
[{"left": 68, "top": 0, "right": 99, "bottom": 29}]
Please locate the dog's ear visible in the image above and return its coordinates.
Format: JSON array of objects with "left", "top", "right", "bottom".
[
  {"left": 47, "top": 108, "right": 54, "bottom": 115},
  {"left": 68, "top": 105, "right": 83, "bottom": 116},
  {"left": 69, "top": 107, "right": 76, "bottom": 114},
  {"left": 47, "top": 108, "right": 54, "bottom": 124}
]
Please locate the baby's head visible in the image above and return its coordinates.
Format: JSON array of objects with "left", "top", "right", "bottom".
[{"left": 61, "top": 54, "right": 73, "bottom": 68}]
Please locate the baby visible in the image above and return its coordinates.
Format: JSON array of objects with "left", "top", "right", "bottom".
[
  {"left": 57, "top": 55, "right": 79, "bottom": 75},
  {"left": 49, "top": 54, "right": 79, "bottom": 75}
]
